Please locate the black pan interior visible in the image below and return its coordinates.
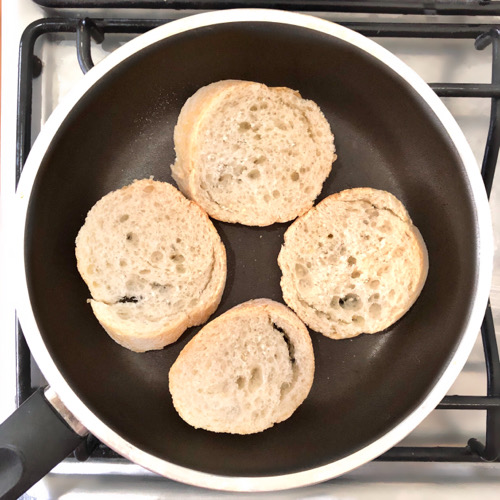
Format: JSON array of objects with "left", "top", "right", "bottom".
[{"left": 25, "top": 22, "right": 478, "bottom": 477}]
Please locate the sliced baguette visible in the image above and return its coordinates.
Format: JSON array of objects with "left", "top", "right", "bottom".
[
  {"left": 278, "top": 188, "right": 428, "bottom": 339},
  {"left": 169, "top": 299, "right": 315, "bottom": 434},
  {"left": 75, "top": 179, "right": 226, "bottom": 352},
  {"left": 171, "top": 80, "right": 336, "bottom": 226}
]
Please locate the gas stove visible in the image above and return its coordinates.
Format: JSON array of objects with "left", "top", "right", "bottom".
[{"left": 2, "top": 1, "right": 500, "bottom": 498}]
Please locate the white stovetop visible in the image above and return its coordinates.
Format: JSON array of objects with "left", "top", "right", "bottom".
[{"left": 1, "top": 1, "right": 500, "bottom": 498}]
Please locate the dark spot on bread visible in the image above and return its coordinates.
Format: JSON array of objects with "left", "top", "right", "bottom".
[
  {"left": 118, "top": 296, "right": 140, "bottom": 303},
  {"left": 272, "top": 322, "right": 295, "bottom": 364},
  {"left": 339, "top": 293, "right": 362, "bottom": 311}
]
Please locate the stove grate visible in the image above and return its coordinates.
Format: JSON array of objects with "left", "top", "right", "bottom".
[
  {"left": 15, "top": 14, "right": 500, "bottom": 464},
  {"left": 28, "top": 0, "right": 500, "bottom": 16}
]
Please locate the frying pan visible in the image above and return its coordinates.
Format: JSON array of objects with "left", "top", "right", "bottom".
[{"left": 2, "top": 8, "right": 493, "bottom": 497}]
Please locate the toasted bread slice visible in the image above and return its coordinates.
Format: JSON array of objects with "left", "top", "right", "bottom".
[
  {"left": 75, "top": 179, "right": 226, "bottom": 352},
  {"left": 171, "top": 80, "right": 336, "bottom": 226},
  {"left": 169, "top": 299, "right": 315, "bottom": 434},
  {"left": 278, "top": 188, "right": 428, "bottom": 339}
]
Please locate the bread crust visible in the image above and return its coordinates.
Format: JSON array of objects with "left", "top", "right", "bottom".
[{"left": 172, "top": 80, "right": 242, "bottom": 196}]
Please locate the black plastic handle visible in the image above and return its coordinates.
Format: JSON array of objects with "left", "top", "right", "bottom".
[{"left": 0, "top": 388, "right": 86, "bottom": 500}]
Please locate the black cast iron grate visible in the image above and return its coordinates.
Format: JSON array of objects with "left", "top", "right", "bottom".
[
  {"left": 27, "top": 0, "right": 500, "bottom": 16},
  {"left": 15, "top": 13, "right": 500, "bottom": 464}
]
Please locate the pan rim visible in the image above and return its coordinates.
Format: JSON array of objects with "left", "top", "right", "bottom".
[{"left": 15, "top": 8, "right": 493, "bottom": 492}]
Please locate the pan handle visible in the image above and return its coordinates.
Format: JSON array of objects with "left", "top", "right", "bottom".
[{"left": 0, "top": 388, "right": 87, "bottom": 500}]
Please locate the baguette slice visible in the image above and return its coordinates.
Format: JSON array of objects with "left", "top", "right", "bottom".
[
  {"left": 75, "top": 179, "right": 226, "bottom": 352},
  {"left": 171, "top": 80, "right": 336, "bottom": 226},
  {"left": 169, "top": 299, "right": 315, "bottom": 434},
  {"left": 278, "top": 188, "right": 428, "bottom": 339}
]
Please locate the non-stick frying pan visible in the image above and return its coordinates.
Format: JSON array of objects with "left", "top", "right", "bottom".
[{"left": 2, "top": 9, "right": 493, "bottom": 497}]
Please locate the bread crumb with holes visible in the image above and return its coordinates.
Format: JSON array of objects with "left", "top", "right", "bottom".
[
  {"left": 75, "top": 179, "right": 226, "bottom": 352},
  {"left": 169, "top": 299, "right": 314, "bottom": 434},
  {"left": 278, "top": 188, "right": 428, "bottom": 339},
  {"left": 171, "top": 80, "right": 336, "bottom": 226}
]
